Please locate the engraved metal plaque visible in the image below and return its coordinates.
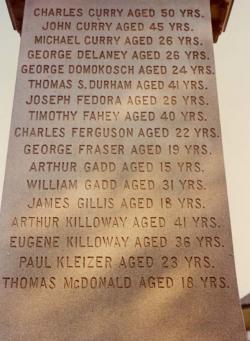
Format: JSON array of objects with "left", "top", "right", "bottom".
[{"left": 0, "top": 0, "right": 246, "bottom": 340}]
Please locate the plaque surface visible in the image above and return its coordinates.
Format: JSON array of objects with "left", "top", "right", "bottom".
[{"left": 0, "top": 0, "right": 246, "bottom": 340}]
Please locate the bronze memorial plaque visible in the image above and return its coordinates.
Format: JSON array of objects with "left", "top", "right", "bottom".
[{"left": 0, "top": 0, "right": 246, "bottom": 340}]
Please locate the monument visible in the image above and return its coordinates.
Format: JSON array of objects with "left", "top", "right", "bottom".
[{"left": 1, "top": 0, "right": 246, "bottom": 340}]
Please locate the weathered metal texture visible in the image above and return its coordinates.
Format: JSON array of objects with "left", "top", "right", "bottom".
[
  {"left": 6, "top": 0, "right": 233, "bottom": 42},
  {"left": 211, "top": 0, "right": 234, "bottom": 42},
  {"left": 6, "top": 0, "right": 25, "bottom": 34},
  {"left": 241, "top": 294, "right": 250, "bottom": 330}
]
